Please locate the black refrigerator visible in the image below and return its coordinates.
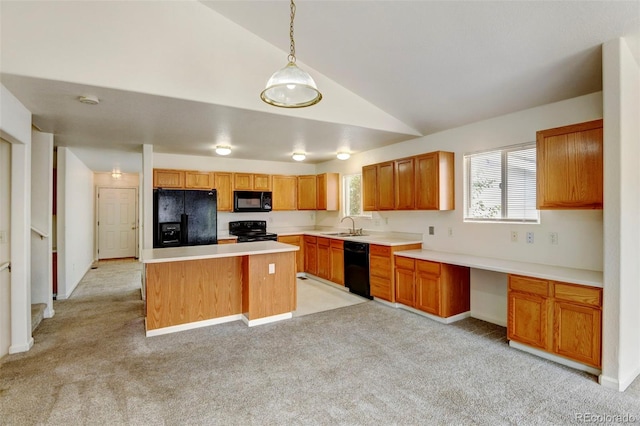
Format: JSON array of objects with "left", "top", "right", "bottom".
[{"left": 153, "top": 189, "right": 218, "bottom": 248}]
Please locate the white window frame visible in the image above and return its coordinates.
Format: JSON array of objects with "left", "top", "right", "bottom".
[
  {"left": 342, "top": 173, "right": 371, "bottom": 218},
  {"left": 464, "top": 142, "right": 539, "bottom": 223}
]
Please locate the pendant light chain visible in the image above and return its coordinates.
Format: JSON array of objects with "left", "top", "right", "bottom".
[{"left": 288, "top": 0, "right": 296, "bottom": 63}]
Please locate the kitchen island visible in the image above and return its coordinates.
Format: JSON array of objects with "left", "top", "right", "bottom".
[{"left": 141, "top": 241, "right": 299, "bottom": 336}]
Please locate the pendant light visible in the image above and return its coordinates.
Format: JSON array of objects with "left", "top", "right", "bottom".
[{"left": 260, "top": 0, "right": 322, "bottom": 108}]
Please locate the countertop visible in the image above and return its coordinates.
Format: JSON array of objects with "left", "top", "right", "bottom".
[
  {"left": 142, "top": 241, "right": 299, "bottom": 264},
  {"left": 395, "top": 249, "right": 603, "bottom": 288},
  {"left": 277, "top": 230, "right": 423, "bottom": 247}
]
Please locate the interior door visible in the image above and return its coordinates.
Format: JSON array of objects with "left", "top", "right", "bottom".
[{"left": 98, "top": 187, "right": 137, "bottom": 259}]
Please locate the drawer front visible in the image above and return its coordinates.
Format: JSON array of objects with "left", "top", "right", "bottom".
[
  {"left": 330, "top": 239, "right": 344, "bottom": 249},
  {"left": 304, "top": 235, "right": 317, "bottom": 244},
  {"left": 370, "top": 276, "right": 392, "bottom": 301},
  {"left": 370, "top": 244, "right": 391, "bottom": 257},
  {"left": 317, "top": 237, "right": 330, "bottom": 247},
  {"left": 395, "top": 256, "right": 415, "bottom": 270},
  {"left": 370, "top": 255, "right": 392, "bottom": 278},
  {"left": 554, "top": 282, "right": 602, "bottom": 307},
  {"left": 417, "top": 259, "right": 441, "bottom": 276},
  {"left": 508, "top": 275, "right": 550, "bottom": 297}
]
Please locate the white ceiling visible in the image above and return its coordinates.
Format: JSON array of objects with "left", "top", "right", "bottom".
[{"left": 1, "top": 1, "right": 638, "bottom": 171}]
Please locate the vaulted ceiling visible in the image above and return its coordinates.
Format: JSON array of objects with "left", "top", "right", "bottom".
[{"left": 1, "top": 1, "right": 638, "bottom": 170}]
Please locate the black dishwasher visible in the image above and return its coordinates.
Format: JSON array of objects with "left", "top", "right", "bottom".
[{"left": 344, "top": 241, "right": 372, "bottom": 299}]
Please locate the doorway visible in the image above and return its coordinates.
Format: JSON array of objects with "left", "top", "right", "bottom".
[{"left": 97, "top": 187, "right": 138, "bottom": 259}]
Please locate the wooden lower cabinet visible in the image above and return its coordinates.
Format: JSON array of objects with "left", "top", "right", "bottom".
[
  {"left": 304, "top": 236, "right": 318, "bottom": 275},
  {"left": 217, "top": 238, "right": 237, "bottom": 245},
  {"left": 370, "top": 243, "right": 422, "bottom": 302},
  {"left": 278, "top": 235, "right": 304, "bottom": 273},
  {"left": 395, "top": 257, "right": 470, "bottom": 318},
  {"left": 329, "top": 239, "right": 344, "bottom": 285},
  {"left": 507, "top": 274, "right": 602, "bottom": 368},
  {"left": 316, "top": 237, "right": 331, "bottom": 279}
]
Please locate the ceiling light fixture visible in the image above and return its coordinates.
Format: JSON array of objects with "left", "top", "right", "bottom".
[
  {"left": 111, "top": 169, "right": 122, "bottom": 179},
  {"left": 78, "top": 95, "right": 100, "bottom": 105},
  {"left": 260, "top": 0, "right": 322, "bottom": 108},
  {"left": 292, "top": 152, "right": 306, "bottom": 161},
  {"left": 336, "top": 152, "right": 351, "bottom": 160},
  {"left": 215, "top": 145, "right": 232, "bottom": 156}
]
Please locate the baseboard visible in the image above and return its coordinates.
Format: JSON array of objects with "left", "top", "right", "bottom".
[
  {"left": 509, "top": 340, "right": 601, "bottom": 376},
  {"left": 396, "top": 303, "right": 470, "bottom": 324},
  {"left": 44, "top": 306, "right": 55, "bottom": 318},
  {"left": 9, "top": 337, "right": 34, "bottom": 354},
  {"left": 600, "top": 364, "right": 640, "bottom": 392},
  {"left": 373, "top": 298, "right": 399, "bottom": 308},
  {"left": 242, "top": 312, "right": 292, "bottom": 327},
  {"left": 145, "top": 314, "right": 243, "bottom": 337},
  {"left": 470, "top": 312, "right": 507, "bottom": 327}
]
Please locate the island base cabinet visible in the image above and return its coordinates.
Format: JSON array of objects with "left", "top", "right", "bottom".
[
  {"left": 145, "top": 257, "right": 243, "bottom": 331},
  {"left": 242, "top": 251, "right": 296, "bottom": 321}
]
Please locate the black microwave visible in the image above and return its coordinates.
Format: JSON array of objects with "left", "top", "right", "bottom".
[{"left": 233, "top": 191, "right": 272, "bottom": 213}]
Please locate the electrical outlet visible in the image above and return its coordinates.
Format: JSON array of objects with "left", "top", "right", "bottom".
[
  {"left": 447, "top": 227, "right": 453, "bottom": 237},
  {"left": 510, "top": 231, "right": 518, "bottom": 243},
  {"left": 384, "top": 217, "right": 389, "bottom": 225},
  {"left": 268, "top": 263, "right": 275, "bottom": 274},
  {"left": 549, "top": 232, "right": 558, "bottom": 245},
  {"left": 526, "top": 232, "right": 534, "bottom": 244},
  {"left": 428, "top": 226, "right": 435, "bottom": 235}
]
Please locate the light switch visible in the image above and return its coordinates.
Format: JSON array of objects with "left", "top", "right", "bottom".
[{"left": 268, "top": 263, "right": 275, "bottom": 274}]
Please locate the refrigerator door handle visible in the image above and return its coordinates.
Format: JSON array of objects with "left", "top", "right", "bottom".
[{"left": 181, "top": 213, "right": 189, "bottom": 245}]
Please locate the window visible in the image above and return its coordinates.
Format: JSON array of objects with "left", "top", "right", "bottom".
[
  {"left": 464, "top": 143, "right": 538, "bottom": 222},
  {"left": 343, "top": 173, "right": 370, "bottom": 217}
]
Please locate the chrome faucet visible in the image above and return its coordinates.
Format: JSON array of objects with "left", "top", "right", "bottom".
[{"left": 341, "top": 216, "right": 356, "bottom": 235}]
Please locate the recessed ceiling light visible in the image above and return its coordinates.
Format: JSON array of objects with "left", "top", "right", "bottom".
[
  {"left": 292, "top": 152, "right": 306, "bottom": 161},
  {"left": 337, "top": 152, "right": 351, "bottom": 160},
  {"left": 78, "top": 95, "right": 99, "bottom": 105},
  {"left": 215, "top": 145, "right": 232, "bottom": 156}
]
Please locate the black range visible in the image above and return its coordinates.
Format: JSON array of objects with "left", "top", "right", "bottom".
[{"left": 228, "top": 220, "right": 277, "bottom": 243}]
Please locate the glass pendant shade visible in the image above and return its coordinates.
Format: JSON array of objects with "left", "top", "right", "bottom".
[{"left": 261, "top": 62, "right": 322, "bottom": 108}]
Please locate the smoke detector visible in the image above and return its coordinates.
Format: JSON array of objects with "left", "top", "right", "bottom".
[{"left": 78, "top": 95, "right": 100, "bottom": 105}]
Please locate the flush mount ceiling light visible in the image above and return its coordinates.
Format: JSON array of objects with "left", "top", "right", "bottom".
[
  {"left": 292, "top": 152, "right": 306, "bottom": 161},
  {"left": 111, "top": 169, "right": 122, "bottom": 179},
  {"left": 260, "top": 0, "right": 322, "bottom": 108},
  {"left": 78, "top": 95, "right": 99, "bottom": 105},
  {"left": 215, "top": 145, "right": 232, "bottom": 156},
  {"left": 337, "top": 152, "right": 351, "bottom": 160}
]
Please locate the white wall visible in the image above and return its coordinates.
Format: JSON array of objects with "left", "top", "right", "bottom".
[
  {"left": 601, "top": 37, "right": 640, "bottom": 392},
  {"left": 30, "top": 130, "right": 54, "bottom": 317},
  {"left": 0, "top": 139, "right": 11, "bottom": 358},
  {"left": 152, "top": 153, "right": 318, "bottom": 235},
  {"left": 56, "top": 148, "right": 95, "bottom": 299}
]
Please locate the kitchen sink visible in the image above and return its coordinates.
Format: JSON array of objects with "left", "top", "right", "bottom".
[{"left": 322, "top": 232, "right": 370, "bottom": 237}]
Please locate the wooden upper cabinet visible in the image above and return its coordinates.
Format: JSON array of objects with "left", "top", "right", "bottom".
[
  {"left": 272, "top": 175, "right": 297, "bottom": 210},
  {"left": 297, "top": 175, "right": 317, "bottom": 210},
  {"left": 415, "top": 151, "right": 455, "bottom": 210},
  {"left": 537, "top": 119, "right": 603, "bottom": 209},
  {"left": 185, "top": 171, "right": 214, "bottom": 189},
  {"left": 234, "top": 173, "right": 272, "bottom": 191},
  {"left": 153, "top": 169, "right": 185, "bottom": 188},
  {"left": 394, "top": 157, "right": 415, "bottom": 210},
  {"left": 317, "top": 173, "right": 340, "bottom": 211},
  {"left": 377, "top": 162, "right": 395, "bottom": 210},
  {"left": 214, "top": 172, "right": 233, "bottom": 212},
  {"left": 362, "top": 165, "right": 378, "bottom": 211}
]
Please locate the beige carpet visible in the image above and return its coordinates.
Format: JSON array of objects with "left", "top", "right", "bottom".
[{"left": 2, "top": 260, "right": 640, "bottom": 425}]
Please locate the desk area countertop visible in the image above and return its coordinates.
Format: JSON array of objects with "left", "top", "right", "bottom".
[
  {"left": 141, "top": 241, "right": 299, "bottom": 264},
  {"left": 395, "top": 249, "right": 603, "bottom": 288}
]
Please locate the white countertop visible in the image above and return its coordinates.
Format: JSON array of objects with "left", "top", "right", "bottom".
[
  {"left": 278, "top": 230, "right": 423, "bottom": 247},
  {"left": 395, "top": 249, "right": 603, "bottom": 288},
  {"left": 142, "top": 241, "right": 299, "bottom": 264}
]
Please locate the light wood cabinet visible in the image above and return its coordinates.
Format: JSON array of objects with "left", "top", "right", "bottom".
[
  {"left": 329, "top": 239, "right": 344, "bottom": 285},
  {"left": 297, "top": 175, "right": 317, "bottom": 210},
  {"left": 415, "top": 151, "right": 454, "bottom": 210},
  {"left": 303, "top": 235, "right": 318, "bottom": 275},
  {"left": 272, "top": 175, "right": 297, "bottom": 211},
  {"left": 217, "top": 238, "right": 236, "bottom": 245},
  {"left": 394, "top": 157, "right": 415, "bottom": 210},
  {"left": 317, "top": 173, "right": 340, "bottom": 211},
  {"left": 536, "top": 119, "right": 603, "bottom": 209},
  {"left": 395, "top": 258, "right": 470, "bottom": 318},
  {"left": 316, "top": 237, "right": 331, "bottom": 279},
  {"left": 278, "top": 235, "right": 304, "bottom": 273},
  {"left": 362, "top": 151, "right": 454, "bottom": 211},
  {"left": 507, "top": 274, "right": 602, "bottom": 368},
  {"left": 369, "top": 243, "right": 422, "bottom": 302},
  {"left": 214, "top": 172, "right": 233, "bottom": 212},
  {"left": 153, "top": 169, "right": 185, "bottom": 188},
  {"left": 234, "top": 173, "right": 272, "bottom": 191},
  {"left": 185, "top": 171, "right": 214, "bottom": 189}
]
